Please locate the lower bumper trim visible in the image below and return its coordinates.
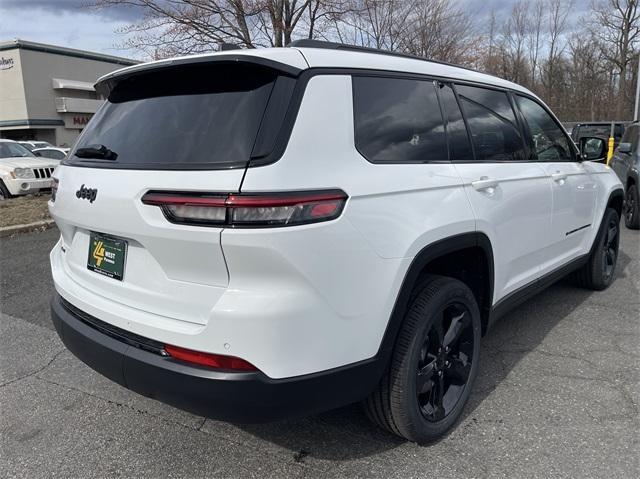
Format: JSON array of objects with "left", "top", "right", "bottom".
[{"left": 51, "top": 293, "right": 384, "bottom": 422}]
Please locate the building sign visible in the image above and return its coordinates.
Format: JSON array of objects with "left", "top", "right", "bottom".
[
  {"left": 73, "top": 116, "right": 90, "bottom": 126},
  {"left": 63, "top": 113, "right": 93, "bottom": 129},
  {"left": 0, "top": 57, "right": 15, "bottom": 71}
]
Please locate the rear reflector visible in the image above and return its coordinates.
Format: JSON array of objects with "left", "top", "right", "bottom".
[
  {"left": 164, "top": 344, "right": 257, "bottom": 371},
  {"left": 142, "top": 190, "right": 347, "bottom": 227}
]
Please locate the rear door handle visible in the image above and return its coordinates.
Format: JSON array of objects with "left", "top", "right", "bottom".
[
  {"left": 551, "top": 172, "right": 568, "bottom": 183},
  {"left": 471, "top": 177, "right": 499, "bottom": 191}
]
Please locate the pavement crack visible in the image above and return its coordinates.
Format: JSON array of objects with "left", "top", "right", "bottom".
[
  {"left": 196, "top": 417, "right": 207, "bottom": 431},
  {"left": 0, "top": 348, "right": 65, "bottom": 389}
]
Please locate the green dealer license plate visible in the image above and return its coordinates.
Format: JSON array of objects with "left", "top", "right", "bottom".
[{"left": 87, "top": 233, "right": 127, "bottom": 281}]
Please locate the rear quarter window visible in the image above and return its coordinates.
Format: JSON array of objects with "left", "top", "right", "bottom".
[{"left": 352, "top": 76, "right": 447, "bottom": 163}]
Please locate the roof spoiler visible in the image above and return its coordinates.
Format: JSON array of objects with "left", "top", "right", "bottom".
[{"left": 94, "top": 54, "right": 302, "bottom": 98}]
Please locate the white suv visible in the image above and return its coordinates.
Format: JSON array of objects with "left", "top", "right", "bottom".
[
  {"left": 49, "top": 40, "right": 624, "bottom": 443},
  {"left": 0, "top": 139, "right": 58, "bottom": 199}
]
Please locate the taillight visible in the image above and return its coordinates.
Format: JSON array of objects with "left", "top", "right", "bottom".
[
  {"left": 51, "top": 177, "right": 59, "bottom": 202},
  {"left": 164, "top": 344, "right": 257, "bottom": 371},
  {"left": 142, "top": 190, "right": 347, "bottom": 227}
]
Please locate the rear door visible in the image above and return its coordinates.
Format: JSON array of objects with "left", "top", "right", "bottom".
[
  {"left": 611, "top": 124, "right": 638, "bottom": 181},
  {"left": 448, "top": 84, "right": 553, "bottom": 302},
  {"left": 514, "top": 94, "right": 598, "bottom": 272},
  {"left": 50, "top": 60, "right": 296, "bottom": 326}
]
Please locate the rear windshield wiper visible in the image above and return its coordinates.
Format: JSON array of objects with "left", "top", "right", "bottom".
[{"left": 74, "top": 144, "right": 118, "bottom": 161}]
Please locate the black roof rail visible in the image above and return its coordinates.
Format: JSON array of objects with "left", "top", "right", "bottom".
[{"left": 287, "top": 39, "right": 480, "bottom": 74}]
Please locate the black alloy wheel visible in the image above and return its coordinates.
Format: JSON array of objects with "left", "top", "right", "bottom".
[
  {"left": 416, "top": 302, "right": 474, "bottom": 422},
  {"left": 601, "top": 216, "right": 619, "bottom": 282},
  {"left": 364, "top": 275, "right": 481, "bottom": 443},
  {"left": 624, "top": 186, "right": 640, "bottom": 229},
  {"left": 570, "top": 207, "right": 620, "bottom": 291}
]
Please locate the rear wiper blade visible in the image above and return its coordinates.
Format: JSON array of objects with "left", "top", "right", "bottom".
[{"left": 74, "top": 144, "right": 118, "bottom": 161}]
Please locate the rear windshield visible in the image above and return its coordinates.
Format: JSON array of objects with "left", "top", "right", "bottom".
[
  {"left": 0, "top": 142, "right": 36, "bottom": 159},
  {"left": 69, "top": 63, "right": 282, "bottom": 169},
  {"left": 574, "top": 124, "right": 625, "bottom": 140}
]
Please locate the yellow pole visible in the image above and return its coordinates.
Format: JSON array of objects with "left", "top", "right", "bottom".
[{"left": 606, "top": 121, "right": 615, "bottom": 165}]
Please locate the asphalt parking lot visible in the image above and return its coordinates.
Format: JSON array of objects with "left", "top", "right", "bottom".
[{"left": 1, "top": 227, "right": 639, "bottom": 478}]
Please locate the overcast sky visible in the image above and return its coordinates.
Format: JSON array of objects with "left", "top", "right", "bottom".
[{"left": 0, "top": 0, "right": 589, "bottom": 61}]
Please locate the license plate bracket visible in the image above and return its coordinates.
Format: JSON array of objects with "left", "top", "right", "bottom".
[{"left": 87, "top": 233, "right": 127, "bottom": 281}]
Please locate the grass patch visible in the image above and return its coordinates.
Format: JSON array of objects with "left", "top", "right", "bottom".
[{"left": 0, "top": 194, "right": 52, "bottom": 228}]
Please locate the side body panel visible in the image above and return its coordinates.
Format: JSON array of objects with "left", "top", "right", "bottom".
[
  {"left": 453, "top": 163, "right": 553, "bottom": 303},
  {"left": 230, "top": 74, "right": 476, "bottom": 377},
  {"left": 537, "top": 161, "right": 599, "bottom": 275}
]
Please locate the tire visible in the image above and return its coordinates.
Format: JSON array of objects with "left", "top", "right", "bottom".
[
  {"left": 364, "top": 275, "right": 481, "bottom": 443},
  {"left": 624, "top": 185, "right": 640, "bottom": 230},
  {"left": 0, "top": 180, "right": 11, "bottom": 201},
  {"left": 571, "top": 207, "right": 620, "bottom": 290}
]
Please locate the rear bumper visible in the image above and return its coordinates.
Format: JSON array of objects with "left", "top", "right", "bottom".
[{"left": 51, "top": 293, "right": 383, "bottom": 422}]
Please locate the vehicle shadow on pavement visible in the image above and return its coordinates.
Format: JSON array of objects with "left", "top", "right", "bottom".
[{"left": 237, "top": 249, "right": 635, "bottom": 460}]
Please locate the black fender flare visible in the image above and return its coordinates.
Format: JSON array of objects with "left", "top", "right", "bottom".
[
  {"left": 626, "top": 169, "right": 639, "bottom": 190},
  {"left": 605, "top": 188, "right": 625, "bottom": 225},
  {"left": 375, "top": 232, "right": 494, "bottom": 364}
]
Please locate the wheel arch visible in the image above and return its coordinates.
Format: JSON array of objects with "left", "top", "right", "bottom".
[
  {"left": 627, "top": 170, "right": 638, "bottom": 190},
  {"left": 606, "top": 188, "right": 624, "bottom": 222},
  {"left": 377, "top": 232, "right": 494, "bottom": 363}
]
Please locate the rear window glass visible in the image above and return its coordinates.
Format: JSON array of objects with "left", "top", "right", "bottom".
[
  {"left": 574, "top": 124, "right": 625, "bottom": 140},
  {"left": 70, "top": 63, "right": 281, "bottom": 169},
  {"left": 352, "top": 76, "right": 447, "bottom": 163}
]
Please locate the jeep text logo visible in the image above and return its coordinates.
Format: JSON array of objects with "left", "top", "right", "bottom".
[
  {"left": 76, "top": 184, "right": 97, "bottom": 203},
  {"left": 0, "top": 57, "right": 14, "bottom": 71}
]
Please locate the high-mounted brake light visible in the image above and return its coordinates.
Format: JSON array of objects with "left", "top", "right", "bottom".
[
  {"left": 141, "top": 190, "right": 347, "bottom": 227},
  {"left": 164, "top": 344, "right": 257, "bottom": 371}
]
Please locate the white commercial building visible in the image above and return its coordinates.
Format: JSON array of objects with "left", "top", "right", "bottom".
[{"left": 0, "top": 39, "right": 137, "bottom": 147}]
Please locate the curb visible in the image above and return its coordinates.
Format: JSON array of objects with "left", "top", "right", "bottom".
[{"left": 0, "top": 220, "right": 56, "bottom": 238}]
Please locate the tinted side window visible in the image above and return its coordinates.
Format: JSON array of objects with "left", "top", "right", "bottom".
[
  {"left": 455, "top": 85, "right": 525, "bottom": 162},
  {"left": 353, "top": 76, "right": 447, "bottom": 163},
  {"left": 621, "top": 125, "right": 639, "bottom": 152},
  {"left": 39, "top": 150, "right": 66, "bottom": 160},
  {"left": 438, "top": 84, "right": 474, "bottom": 162},
  {"left": 516, "top": 95, "right": 572, "bottom": 162}
]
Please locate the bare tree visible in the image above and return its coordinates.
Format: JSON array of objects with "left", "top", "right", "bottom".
[
  {"left": 400, "top": 0, "right": 477, "bottom": 63},
  {"left": 91, "top": 0, "right": 640, "bottom": 122},
  {"left": 541, "top": 0, "right": 573, "bottom": 109},
  {"left": 91, "top": 0, "right": 348, "bottom": 56},
  {"left": 329, "top": 0, "right": 410, "bottom": 51},
  {"left": 501, "top": 1, "right": 531, "bottom": 85},
  {"left": 528, "top": 0, "right": 545, "bottom": 85},
  {"left": 589, "top": 0, "right": 640, "bottom": 118}
]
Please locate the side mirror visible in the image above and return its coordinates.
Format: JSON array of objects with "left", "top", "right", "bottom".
[
  {"left": 33, "top": 151, "right": 42, "bottom": 157},
  {"left": 580, "top": 137, "right": 607, "bottom": 162},
  {"left": 618, "top": 142, "right": 632, "bottom": 154}
]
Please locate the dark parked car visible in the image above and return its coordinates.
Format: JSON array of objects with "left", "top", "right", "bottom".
[
  {"left": 571, "top": 122, "right": 628, "bottom": 162},
  {"left": 610, "top": 122, "right": 639, "bottom": 229}
]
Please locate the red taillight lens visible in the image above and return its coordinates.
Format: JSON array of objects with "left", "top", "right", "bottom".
[
  {"left": 142, "top": 190, "right": 347, "bottom": 227},
  {"left": 164, "top": 344, "right": 257, "bottom": 371}
]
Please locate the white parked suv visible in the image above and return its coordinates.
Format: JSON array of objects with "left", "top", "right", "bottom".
[
  {"left": 0, "top": 139, "right": 58, "bottom": 200},
  {"left": 49, "top": 40, "right": 624, "bottom": 443}
]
